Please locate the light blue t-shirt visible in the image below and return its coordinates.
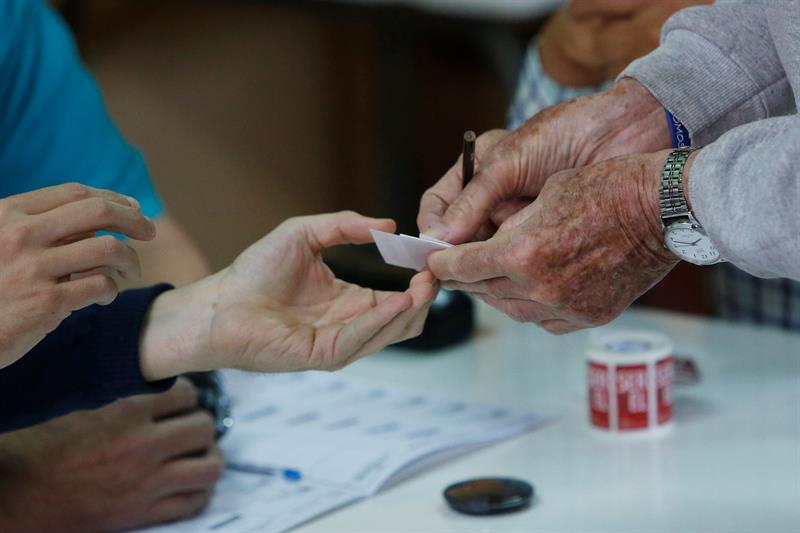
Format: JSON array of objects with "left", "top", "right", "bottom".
[{"left": 0, "top": 0, "right": 163, "bottom": 218}]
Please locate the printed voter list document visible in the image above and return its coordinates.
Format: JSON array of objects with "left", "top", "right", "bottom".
[
  {"left": 143, "top": 470, "right": 360, "bottom": 532},
  {"left": 139, "top": 371, "right": 547, "bottom": 532}
]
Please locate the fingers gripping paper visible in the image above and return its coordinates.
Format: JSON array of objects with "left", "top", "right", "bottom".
[{"left": 370, "top": 230, "right": 453, "bottom": 271}]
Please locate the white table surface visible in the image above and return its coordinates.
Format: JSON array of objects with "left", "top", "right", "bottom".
[
  {"left": 297, "top": 302, "right": 800, "bottom": 532},
  {"left": 318, "top": 0, "right": 562, "bottom": 20}
]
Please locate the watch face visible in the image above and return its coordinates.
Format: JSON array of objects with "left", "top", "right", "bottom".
[{"left": 665, "top": 223, "right": 721, "bottom": 265}]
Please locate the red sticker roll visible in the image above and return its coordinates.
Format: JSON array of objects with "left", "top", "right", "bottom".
[{"left": 586, "top": 331, "right": 674, "bottom": 435}]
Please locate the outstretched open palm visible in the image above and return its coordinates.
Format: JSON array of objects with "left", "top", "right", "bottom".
[{"left": 208, "top": 212, "right": 437, "bottom": 372}]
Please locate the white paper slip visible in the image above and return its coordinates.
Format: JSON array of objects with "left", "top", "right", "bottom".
[
  {"left": 370, "top": 230, "right": 452, "bottom": 271},
  {"left": 418, "top": 233, "right": 453, "bottom": 247}
]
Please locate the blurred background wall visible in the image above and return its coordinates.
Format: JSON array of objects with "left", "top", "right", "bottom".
[{"left": 60, "top": 0, "right": 520, "bottom": 266}]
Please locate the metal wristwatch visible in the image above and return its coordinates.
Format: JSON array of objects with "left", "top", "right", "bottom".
[{"left": 660, "top": 148, "right": 722, "bottom": 266}]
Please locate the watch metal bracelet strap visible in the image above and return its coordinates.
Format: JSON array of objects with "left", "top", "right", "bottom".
[{"left": 659, "top": 147, "right": 697, "bottom": 228}]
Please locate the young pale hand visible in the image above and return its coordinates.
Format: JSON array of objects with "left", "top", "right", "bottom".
[
  {"left": 427, "top": 151, "right": 680, "bottom": 335},
  {"left": 418, "top": 79, "right": 671, "bottom": 246},
  {"left": 141, "top": 212, "right": 438, "bottom": 378},
  {"left": 0, "top": 183, "right": 155, "bottom": 369}
]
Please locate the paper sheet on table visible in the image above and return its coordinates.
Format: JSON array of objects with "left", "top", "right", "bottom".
[
  {"left": 138, "top": 371, "right": 548, "bottom": 532},
  {"left": 143, "top": 471, "right": 360, "bottom": 532},
  {"left": 371, "top": 230, "right": 452, "bottom": 270}
]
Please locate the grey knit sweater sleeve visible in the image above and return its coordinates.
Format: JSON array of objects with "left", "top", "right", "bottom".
[
  {"left": 620, "top": 0, "right": 800, "bottom": 280},
  {"left": 621, "top": 1, "right": 796, "bottom": 145},
  {"left": 690, "top": 116, "right": 800, "bottom": 279}
]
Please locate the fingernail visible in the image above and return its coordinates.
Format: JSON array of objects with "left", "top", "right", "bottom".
[
  {"left": 425, "top": 222, "right": 450, "bottom": 241},
  {"left": 125, "top": 195, "right": 141, "bottom": 210}
]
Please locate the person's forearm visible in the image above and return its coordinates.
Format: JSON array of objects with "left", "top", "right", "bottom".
[
  {"left": 138, "top": 272, "right": 222, "bottom": 381},
  {"left": 0, "top": 285, "right": 175, "bottom": 433},
  {"left": 687, "top": 116, "right": 800, "bottom": 279},
  {"left": 620, "top": 2, "right": 794, "bottom": 146}
]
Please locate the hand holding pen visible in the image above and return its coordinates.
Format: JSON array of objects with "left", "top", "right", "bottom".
[{"left": 418, "top": 129, "right": 522, "bottom": 244}]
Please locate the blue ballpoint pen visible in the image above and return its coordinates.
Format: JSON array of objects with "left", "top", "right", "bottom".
[{"left": 226, "top": 461, "right": 303, "bottom": 481}]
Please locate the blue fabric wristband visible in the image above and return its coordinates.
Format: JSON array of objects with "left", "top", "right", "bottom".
[{"left": 665, "top": 108, "right": 692, "bottom": 148}]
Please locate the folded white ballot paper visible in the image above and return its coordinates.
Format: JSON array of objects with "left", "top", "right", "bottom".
[
  {"left": 140, "top": 371, "right": 548, "bottom": 533},
  {"left": 370, "top": 230, "right": 452, "bottom": 271}
]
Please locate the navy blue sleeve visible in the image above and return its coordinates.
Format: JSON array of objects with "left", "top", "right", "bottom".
[{"left": 0, "top": 284, "right": 176, "bottom": 433}]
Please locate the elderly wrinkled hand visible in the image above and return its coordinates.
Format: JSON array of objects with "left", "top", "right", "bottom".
[
  {"left": 418, "top": 79, "right": 670, "bottom": 247},
  {"left": 417, "top": 129, "right": 532, "bottom": 242},
  {"left": 427, "top": 151, "right": 679, "bottom": 334}
]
